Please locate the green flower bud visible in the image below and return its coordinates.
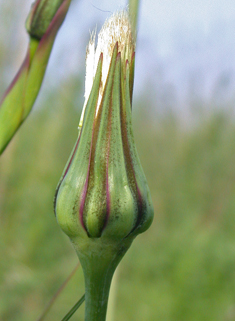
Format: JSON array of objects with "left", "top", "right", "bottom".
[
  {"left": 26, "top": 0, "right": 65, "bottom": 39},
  {"left": 55, "top": 12, "right": 153, "bottom": 240},
  {"left": 54, "top": 11, "right": 154, "bottom": 321}
]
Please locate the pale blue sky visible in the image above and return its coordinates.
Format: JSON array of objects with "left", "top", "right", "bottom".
[
  {"left": 1, "top": 0, "right": 235, "bottom": 111},
  {"left": 49, "top": 0, "right": 235, "bottom": 109}
]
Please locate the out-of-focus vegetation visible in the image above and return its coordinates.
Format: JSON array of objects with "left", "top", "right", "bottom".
[
  {"left": 1, "top": 1, "right": 235, "bottom": 321},
  {"left": 1, "top": 86, "right": 235, "bottom": 320}
]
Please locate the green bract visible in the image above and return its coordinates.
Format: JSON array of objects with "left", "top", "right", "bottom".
[
  {"left": 54, "top": 12, "right": 154, "bottom": 321},
  {"left": 55, "top": 45, "right": 153, "bottom": 240}
]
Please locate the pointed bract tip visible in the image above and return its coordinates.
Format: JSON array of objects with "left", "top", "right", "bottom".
[{"left": 82, "top": 11, "right": 135, "bottom": 112}]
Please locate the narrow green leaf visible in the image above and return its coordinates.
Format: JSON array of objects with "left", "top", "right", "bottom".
[
  {"left": 61, "top": 294, "right": 85, "bottom": 321},
  {"left": 37, "top": 263, "right": 80, "bottom": 321}
]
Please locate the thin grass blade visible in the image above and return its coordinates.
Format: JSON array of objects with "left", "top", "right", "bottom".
[{"left": 61, "top": 294, "right": 85, "bottom": 321}]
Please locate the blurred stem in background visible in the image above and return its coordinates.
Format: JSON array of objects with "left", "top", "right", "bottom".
[
  {"left": 129, "top": 0, "right": 140, "bottom": 34},
  {"left": 37, "top": 263, "right": 80, "bottom": 321},
  {"left": 106, "top": 269, "right": 119, "bottom": 321},
  {"left": 0, "top": 0, "right": 72, "bottom": 155}
]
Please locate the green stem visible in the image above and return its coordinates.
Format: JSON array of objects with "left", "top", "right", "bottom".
[
  {"left": 29, "top": 37, "right": 40, "bottom": 62},
  {"left": 73, "top": 238, "right": 133, "bottom": 321},
  {"left": 82, "top": 248, "right": 118, "bottom": 321},
  {"left": 129, "top": 0, "right": 140, "bottom": 34},
  {"left": 84, "top": 263, "right": 114, "bottom": 321}
]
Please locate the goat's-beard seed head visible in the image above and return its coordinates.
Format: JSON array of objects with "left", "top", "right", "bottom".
[{"left": 54, "top": 11, "right": 153, "bottom": 243}]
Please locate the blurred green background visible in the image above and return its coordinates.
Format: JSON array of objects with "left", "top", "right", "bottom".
[{"left": 1, "top": 1, "right": 235, "bottom": 321}]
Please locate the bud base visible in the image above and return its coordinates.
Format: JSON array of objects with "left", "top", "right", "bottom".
[{"left": 71, "top": 237, "right": 133, "bottom": 321}]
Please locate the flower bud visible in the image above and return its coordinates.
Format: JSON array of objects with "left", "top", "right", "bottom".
[
  {"left": 54, "top": 12, "right": 154, "bottom": 321},
  {"left": 26, "top": 0, "right": 65, "bottom": 39},
  {"left": 55, "top": 11, "right": 153, "bottom": 242}
]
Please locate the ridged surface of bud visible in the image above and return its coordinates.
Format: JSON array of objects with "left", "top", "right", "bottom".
[
  {"left": 54, "top": 12, "right": 154, "bottom": 321},
  {"left": 55, "top": 12, "right": 153, "bottom": 242}
]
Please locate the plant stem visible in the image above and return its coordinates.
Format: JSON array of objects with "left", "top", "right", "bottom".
[
  {"left": 82, "top": 254, "right": 117, "bottom": 321},
  {"left": 129, "top": 0, "right": 140, "bottom": 34},
  {"left": 84, "top": 269, "right": 113, "bottom": 321},
  {"left": 73, "top": 238, "right": 133, "bottom": 321}
]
